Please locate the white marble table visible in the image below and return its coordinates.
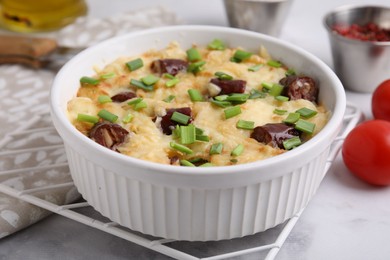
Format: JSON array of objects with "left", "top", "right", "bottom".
[{"left": 1, "top": 0, "right": 389, "bottom": 259}]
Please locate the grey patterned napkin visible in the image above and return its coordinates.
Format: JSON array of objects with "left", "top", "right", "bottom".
[{"left": 0, "top": 6, "right": 179, "bottom": 239}]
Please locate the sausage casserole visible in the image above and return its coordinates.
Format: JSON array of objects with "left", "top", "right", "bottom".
[{"left": 67, "top": 40, "right": 329, "bottom": 167}]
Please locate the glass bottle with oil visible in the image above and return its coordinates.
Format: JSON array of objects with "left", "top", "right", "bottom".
[{"left": 0, "top": 0, "right": 87, "bottom": 33}]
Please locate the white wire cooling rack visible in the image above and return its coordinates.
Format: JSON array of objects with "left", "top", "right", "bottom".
[{"left": 0, "top": 103, "right": 362, "bottom": 260}]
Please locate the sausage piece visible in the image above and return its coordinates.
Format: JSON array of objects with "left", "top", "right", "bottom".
[
  {"left": 151, "top": 59, "right": 188, "bottom": 76},
  {"left": 279, "top": 75, "right": 318, "bottom": 103},
  {"left": 111, "top": 91, "right": 136, "bottom": 102},
  {"left": 160, "top": 107, "right": 193, "bottom": 135},
  {"left": 89, "top": 122, "right": 129, "bottom": 151},
  {"left": 209, "top": 78, "right": 246, "bottom": 95},
  {"left": 251, "top": 123, "right": 301, "bottom": 149}
]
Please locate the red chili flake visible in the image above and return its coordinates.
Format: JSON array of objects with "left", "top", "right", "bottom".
[{"left": 332, "top": 22, "right": 390, "bottom": 42}]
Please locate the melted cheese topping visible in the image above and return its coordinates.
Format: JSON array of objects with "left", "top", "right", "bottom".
[{"left": 67, "top": 42, "right": 329, "bottom": 166}]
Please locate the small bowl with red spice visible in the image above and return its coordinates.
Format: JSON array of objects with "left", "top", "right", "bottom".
[{"left": 324, "top": 5, "right": 390, "bottom": 93}]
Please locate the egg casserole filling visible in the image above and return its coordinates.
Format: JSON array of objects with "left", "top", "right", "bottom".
[{"left": 67, "top": 40, "right": 329, "bottom": 167}]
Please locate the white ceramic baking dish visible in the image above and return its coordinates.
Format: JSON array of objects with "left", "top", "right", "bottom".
[{"left": 50, "top": 25, "right": 346, "bottom": 241}]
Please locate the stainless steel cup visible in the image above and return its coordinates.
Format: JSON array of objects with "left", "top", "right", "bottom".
[
  {"left": 323, "top": 5, "right": 390, "bottom": 93},
  {"left": 223, "top": 0, "right": 293, "bottom": 37}
]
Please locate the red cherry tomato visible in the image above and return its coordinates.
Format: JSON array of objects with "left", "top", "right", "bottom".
[
  {"left": 342, "top": 120, "right": 390, "bottom": 186},
  {"left": 372, "top": 79, "right": 390, "bottom": 121}
]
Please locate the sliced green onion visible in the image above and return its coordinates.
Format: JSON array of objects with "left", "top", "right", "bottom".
[
  {"left": 215, "top": 71, "right": 233, "bottom": 80},
  {"left": 248, "top": 64, "right": 263, "bottom": 72},
  {"left": 283, "top": 112, "right": 300, "bottom": 124},
  {"left": 122, "top": 112, "right": 134, "bottom": 123},
  {"left": 199, "top": 162, "right": 214, "bottom": 167},
  {"left": 98, "top": 109, "right": 118, "bottom": 122},
  {"left": 130, "top": 79, "right": 153, "bottom": 91},
  {"left": 172, "top": 125, "right": 181, "bottom": 138},
  {"left": 127, "top": 97, "right": 145, "bottom": 110},
  {"left": 133, "top": 100, "right": 147, "bottom": 110},
  {"left": 232, "top": 49, "right": 252, "bottom": 62},
  {"left": 209, "top": 143, "right": 223, "bottom": 155},
  {"left": 141, "top": 74, "right": 159, "bottom": 86},
  {"left": 80, "top": 76, "right": 99, "bottom": 85},
  {"left": 186, "top": 47, "right": 202, "bottom": 62},
  {"left": 236, "top": 120, "right": 255, "bottom": 130},
  {"left": 188, "top": 89, "right": 203, "bottom": 102},
  {"left": 275, "top": 95, "right": 289, "bottom": 102},
  {"left": 163, "top": 73, "right": 175, "bottom": 79},
  {"left": 97, "top": 95, "right": 112, "bottom": 104},
  {"left": 187, "top": 61, "right": 206, "bottom": 73},
  {"left": 180, "top": 160, "right": 196, "bottom": 167},
  {"left": 171, "top": 111, "right": 190, "bottom": 125},
  {"left": 180, "top": 124, "right": 196, "bottom": 144},
  {"left": 224, "top": 106, "right": 241, "bottom": 119},
  {"left": 196, "top": 134, "right": 210, "bottom": 142},
  {"left": 127, "top": 97, "right": 143, "bottom": 105},
  {"left": 249, "top": 89, "right": 266, "bottom": 99},
  {"left": 296, "top": 107, "right": 318, "bottom": 118},
  {"left": 231, "top": 144, "right": 244, "bottom": 156},
  {"left": 261, "top": 82, "right": 274, "bottom": 90},
  {"left": 283, "top": 136, "right": 302, "bottom": 150},
  {"left": 269, "top": 84, "right": 284, "bottom": 97},
  {"left": 214, "top": 95, "right": 228, "bottom": 101},
  {"left": 77, "top": 113, "right": 99, "bottom": 124},
  {"left": 230, "top": 158, "right": 238, "bottom": 163},
  {"left": 273, "top": 109, "right": 287, "bottom": 115},
  {"left": 126, "top": 58, "right": 143, "bottom": 71},
  {"left": 170, "top": 141, "right": 193, "bottom": 154},
  {"left": 100, "top": 72, "right": 116, "bottom": 79},
  {"left": 166, "top": 78, "right": 180, "bottom": 87},
  {"left": 267, "top": 60, "right": 282, "bottom": 68},
  {"left": 188, "top": 157, "right": 204, "bottom": 164},
  {"left": 208, "top": 39, "right": 226, "bottom": 50},
  {"left": 195, "top": 127, "right": 204, "bottom": 135},
  {"left": 285, "top": 68, "right": 296, "bottom": 76},
  {"left": 210, "top": 99, "right": 232, "bottom": 108},
  {"left": 295, "top": 119, "right": 315, "bottom": 134},
  {"left": 163, "top": 95, "right": 175, "bottom": 103},
  {"left": 226, "top": 93, "right": 249, "bottom": 103}
]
